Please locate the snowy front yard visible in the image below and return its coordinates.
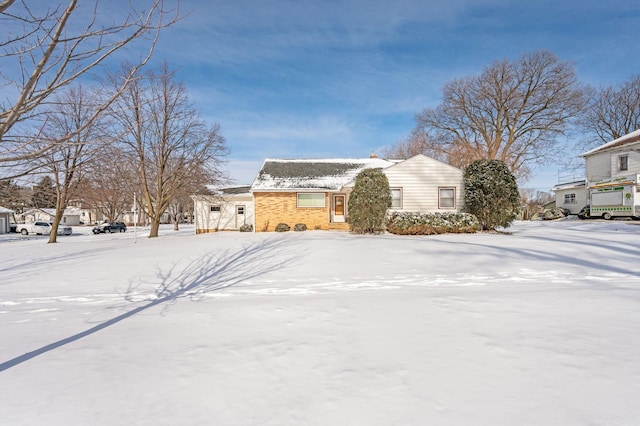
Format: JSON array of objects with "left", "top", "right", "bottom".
[{"left": 1, "top": 220, "right": 639, "bottom": 425}]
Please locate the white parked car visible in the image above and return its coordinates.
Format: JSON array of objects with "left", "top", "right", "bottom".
[{"left": 16, "top": 221, "right": 72, "bottom": 236}]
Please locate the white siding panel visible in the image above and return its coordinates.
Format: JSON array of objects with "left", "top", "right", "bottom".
[
  {"left": 383, "top": 155, "right": 464, "bottom": 213},
  {"left": 585, "top": 152, "right": 612, "bottom": 182}
]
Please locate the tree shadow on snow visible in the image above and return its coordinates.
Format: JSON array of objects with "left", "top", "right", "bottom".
[{"left": 0, "top": 238, "right": 298, "bottom": 373}]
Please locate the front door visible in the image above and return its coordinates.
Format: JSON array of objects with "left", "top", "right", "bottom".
[{"left": 333, "top": 195, "right": 345, "bottom": 222}]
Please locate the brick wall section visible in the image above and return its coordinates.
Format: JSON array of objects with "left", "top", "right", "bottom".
[{"left": 254, "top": 192, "right": 332, "bottom": 232}]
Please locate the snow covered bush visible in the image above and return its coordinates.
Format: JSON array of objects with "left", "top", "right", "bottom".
[
  {"left": 239, "top": 224, "right": 253, "bottom": 232},
  {"left": 294, "top": 223, "right": 307, "bottom": 231},
  {"left": 275, "top": 223, "right": 290, "bottom": 232},
  {"left": 386, "top": 212, "right": 480, "bottom": 235},
  {"left": 348, "top": 168, "right": 392, "bottom": 234},
  {"left": 542, "top": 207, "right": 569, "bottom": 220},
  {"left": 463, "top": 160, "right": 520, "bottom": 230}
]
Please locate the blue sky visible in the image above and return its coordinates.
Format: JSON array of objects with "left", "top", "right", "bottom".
[{"left": 124, "top": 0, "right": 639, "bottom": 189}]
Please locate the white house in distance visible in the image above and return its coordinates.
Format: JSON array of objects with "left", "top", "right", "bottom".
[
  {"left": 193, "top": 154, "right": 465, "bottom": 233},
  {"left": 0, "top": 206, "right": 14, "bottom": 234},
  {"left": 553, "top": 129, "right": 640, "bottom": 218},
  {"left": 19, "top": 207, "right": 82, "bottom": 226},
  {"left": 192, "top": 186, "right": 254, "bottom": 233}
]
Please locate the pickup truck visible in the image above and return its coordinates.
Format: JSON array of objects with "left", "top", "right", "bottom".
[{"left": 16, "top": 221, "right": 72, "bottom": 236}]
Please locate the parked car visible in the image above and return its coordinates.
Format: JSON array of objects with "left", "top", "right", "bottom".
[
  {"left": 16, "top": 221, "right": 72, "bottom": 235},
  {"left": 92, "top": 222, "right": 127, "bottom": 234}
]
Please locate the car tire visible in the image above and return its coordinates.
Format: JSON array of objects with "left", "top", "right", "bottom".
[
  {"left": 106, "top": 228, "right": 112, "bottom": 233},
  {"left": 603, "top": 212, "right": 612, "bottom": 220},
  {"left": 20, "top": 229, "right": 28, "bottom": 235}
]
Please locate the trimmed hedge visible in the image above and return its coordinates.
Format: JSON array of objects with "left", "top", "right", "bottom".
[
  {"left": 239, "top": 224, "right": 253, "bottom": 232},
  {"left": 386, "top": 212, "right": 480, "bottom": 235},
  {"left": 293, "top": 223, "right": 307, "bottom": 232},
  {"left": 275, "top": 223, "right": 291, "bottom": 232}
]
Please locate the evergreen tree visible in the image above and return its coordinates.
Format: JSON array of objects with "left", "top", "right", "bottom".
[
  {"left": 0, "top": 179, "right": 26, "bottom": 212},
  {"left": 348, "top": 168, "right": 392, "bottom": 234},
  {"left": 31, "top": 176, "right": 57, "bottom": 208},
  {"left": 463, "top": 160, "right": 520, "bottom": 230}
]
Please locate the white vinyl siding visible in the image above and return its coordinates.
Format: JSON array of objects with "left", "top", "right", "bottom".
[
  {"left": 384, "top": 155, "right": 464, "bottom": 213},
  {"left": 297, "top": 193, "right": 325, "bottom": 208}
]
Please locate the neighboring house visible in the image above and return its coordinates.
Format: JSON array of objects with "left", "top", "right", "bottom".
[
  {"left": 551, "top": 180, "right": 587, "bottom": 214},
  {"left": 192, "top": 186, "right": 254, "bottom": 233},
  {"left": 0, "top": 206, "right": 14, "bottom": 234},
  {"left": 580, "top": 129, "right": 640, "bottom": 218},
  {"left": 250, "top": 154, "right": 465, "bottom": 232},
  {"left": 20, "top": 207, "right": 82, "bottom": 226},
  {"left": 553, "top": 129, "right": 640, "bottom": 218}
]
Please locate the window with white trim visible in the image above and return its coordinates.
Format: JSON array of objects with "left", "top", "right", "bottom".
[
  {"left": 210, "top": 205, "right": 221, "bottom": 212},
  {"left": 619, "top": 154, "right": 629, "bottom": 171},
  {"left": 564, "top": 193, "right": 576, "bottom": 204},
  {"left": 297, "top": 193, "right": 325, "bottom": 208},
  {"left": 438, "top": 187, "right": 456, "bottom": 208},
  {"left": 390, "top": 188, "right": 402, "bottom": 209}
]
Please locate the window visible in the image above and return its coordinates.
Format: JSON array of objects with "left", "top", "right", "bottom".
[
  {"left": 297, "top": 193, "right": 325, "bottom": 208},
  {"left": 438, "top": 188, "right": 456, "bottom": 208},
  {"left": 619, "top": 154, "right": 629, "bottom": 171},
  {"left": 390, "top": 188, "right": 403, "bottom": 209},
  {"left": 237, "top": 206, "right": 245, "bottom": 215},
  {"left": 564, "top": 193, "right": 576, "bottom": 204},
  {"left": 210, "top": 205, "right": 221, "bottom": 212}
]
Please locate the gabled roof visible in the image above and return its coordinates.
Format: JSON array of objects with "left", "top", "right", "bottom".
[
  {"left": 581, "top": 128, "right": 640, "bottom": 157},
  {"left": 250, "top": 158, "right": 394, "bottom": 191},
  {"left": 0, "top": 206, "right": 14, "bottom": 214}
]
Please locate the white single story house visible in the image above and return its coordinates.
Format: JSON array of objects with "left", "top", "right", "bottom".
[
  {"left": 0, "top": 206, "right": 14, "bottom": 234},
  {"left": 551, "top": 180, "right": 587, "bottom": 214},
  {"left": 20, "top": 207, "right": 82, "bottom": 226},
  {"left": 192, "top": 186, "right": 254, "bottom": 233}
]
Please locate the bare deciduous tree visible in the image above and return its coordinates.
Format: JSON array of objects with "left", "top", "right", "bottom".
[
  {"left": 33, "top": 85, "right": 107, "bottom": 243},
  {"left": 109, "top": 63, "right": 228, "bottom": 238},
  {"left": 412, "top": 50, "right": 586, "bottom": 179},
  {"left": 581, "top": 74, "right": 640, "bottom": 147},
  {"left": 0, "top": 0, "right": 181, "bottom": 176}
]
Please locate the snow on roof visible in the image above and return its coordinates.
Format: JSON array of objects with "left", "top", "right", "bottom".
[
  {"left": 251, "top": 158, "right": 394, "bottom": 191},
  {"left": 0, "top": 206, "right": 14, "bottom": 213},
  {"left": 551, "top": 180, "right": 586, "bottom": 191},
  {"left": 581, "top": 128, "right": 640, "bottom": 157}
]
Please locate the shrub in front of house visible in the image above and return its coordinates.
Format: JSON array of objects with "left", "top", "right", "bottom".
[
  {"left": 464, "top": 159, "right": 520, "bottom": 231},
  {"left": 275, "top": 223, "right": 290, "bottom": 232},
  {"left": 293, "top": 223, "right": 307, "bottom": 231},
  {"left": 386, "top": 212, "right": 480, "bottom": 235},
  {"left": 348, "top": 168, "right": 392, "bottom": 234},
  {"left": 239, "top": 224, "right": 253, "bottom": 232}
]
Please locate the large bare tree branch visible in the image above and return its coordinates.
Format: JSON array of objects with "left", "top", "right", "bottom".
[{"left": 0, "top": 0, "right": 182, "bottom": 175}]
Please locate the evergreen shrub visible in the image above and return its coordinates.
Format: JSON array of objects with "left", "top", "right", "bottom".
[
  {"left": 386, "top": 212, "right": 480, "bottom": 235},
  {"left": 239, "top": 224, "right": 253, "bottom": 232},
  {"left": 464, "top": 160, "right": 520, "bottom": 230},
  {"left": 293, "top": 223, "right": 307, "bottom": 231},
  {"left": 275, "top": 223, "right": 290, "bottom": 232},
  {"left": 348, "top": 168, "right": 392, "bottom": 234}
]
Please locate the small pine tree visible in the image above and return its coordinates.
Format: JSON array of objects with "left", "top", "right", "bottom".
[
  {"left": 463, "top": 159, "right": 520, "bottom": 230},
  {"left": 348, "top": 168, "right": 392, "bottom": 234},
  {"left": 31, "top": 176, "right": 57, "bottom": 209}
]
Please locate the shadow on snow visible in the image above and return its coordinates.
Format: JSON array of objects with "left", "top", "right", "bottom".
[{"left": 0, "top": 238, "right": 297, "bottom": 373}]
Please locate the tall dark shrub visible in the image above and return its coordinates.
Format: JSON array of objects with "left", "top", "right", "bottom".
[
  {"left": 348, "top": 168, "right": 391, "bottom": 234},
  {"left": 464, "top": 159, "right": 520, "bottom": 230}
]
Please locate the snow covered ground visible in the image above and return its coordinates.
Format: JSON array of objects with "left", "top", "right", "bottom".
[{"left": 1, "top": 220, "right": 639, "bottom": 425}]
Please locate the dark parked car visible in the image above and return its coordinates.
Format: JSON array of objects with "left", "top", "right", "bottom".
[{"left": 92, "top": 222, "right": 127, "bottom": 234}]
